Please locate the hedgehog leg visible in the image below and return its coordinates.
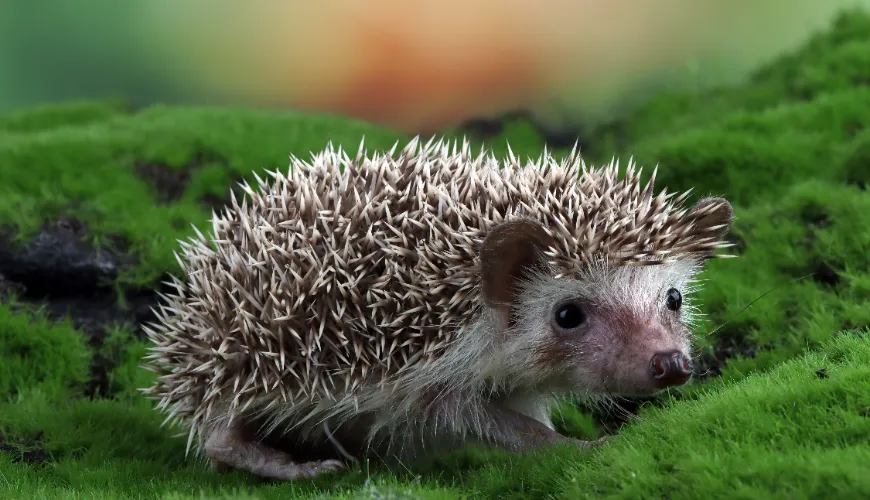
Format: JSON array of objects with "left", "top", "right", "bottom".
[
  {"left": 475, "top": 403, "right": 608, "bottom": 454},
  {"left": 493, "top": 396, "right": 612, "bottom": 452},
  {"left": 203, "top": 421, "right": 345, "bottom": 481}
]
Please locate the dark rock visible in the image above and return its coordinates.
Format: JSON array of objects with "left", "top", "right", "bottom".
[
  {"left": 457, "top": 109, "right": 590, "bottom": 150},
  {"left": 0, "top": 431, "right": 49, "bottom": 466},
  {"left": 810, "top": 258, "right": 841, "bottom": 288},
  {"left": 587, "top": 396, "right": 658, "bottom": 435},
  {"left": 693, "top": 340, "right": 759, "bottom": 381},
  {"left": 797, "top": 203, "right": 831, "bottom": 229},
  {"left": 134, "top": 162, "right": 192, "bottom": 204},
  {"left": 134, "top": 151, "right": 229, "bottom": 205},
  {"left": 457, "top": 117, "right": 504, "bottom": 139},
  {"left": 0, "top": 218, "right": 130, "bottom": 297},
  {"left": 691, "top": 318, "right": 759, "bottom": 382},
  {"left": 0, "top": 217, "right": 162, "bottom": 399},
  {"left": 531, "top": 125, "right": 584, "bottom": 150}
]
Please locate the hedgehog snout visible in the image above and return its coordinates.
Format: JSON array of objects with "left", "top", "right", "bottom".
[
  {"left": 630, "top": 323, "right": 693, "bottom": 392},
  {"left": 578, "top": 310, "right": 693, "bottom": 395},
  {"left": 649, "top": 350, "right": 693, "bottom": 388}
]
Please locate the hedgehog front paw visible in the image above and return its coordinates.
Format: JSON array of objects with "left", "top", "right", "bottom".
[{"left": 203, "top": 423, "right": 348, "bottom": 482}]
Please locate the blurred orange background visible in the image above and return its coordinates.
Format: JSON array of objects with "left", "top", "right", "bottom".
[
  {"left": 2, "top": 1, "right": 866, "bottom": 133},
  {"left": 137, "top": 0, "right": 866, "bottom": 133}
]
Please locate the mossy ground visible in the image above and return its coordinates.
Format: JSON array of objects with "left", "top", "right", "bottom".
[{"left": 1, "top": 9, "right": 869, "bottom": 499}]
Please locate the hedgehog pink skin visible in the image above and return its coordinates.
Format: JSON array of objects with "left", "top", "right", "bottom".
[{"left": 141, "top": 136, "right": 734, "bottom": 481}]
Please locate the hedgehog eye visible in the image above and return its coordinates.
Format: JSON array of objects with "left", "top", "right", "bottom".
[
  {"left": 551, "top": 302, "right": 586, "bottom": 332},
  {"left": 665, "top": 288, "right": 683, "bottom": 312}
]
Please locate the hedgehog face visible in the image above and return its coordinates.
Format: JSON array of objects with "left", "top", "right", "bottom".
[
  {"left": 479, "top": 197, "right": 733, "bottom": 397},
  {"left": 514, "top": 261, "right": 701, "bottom": 396}
]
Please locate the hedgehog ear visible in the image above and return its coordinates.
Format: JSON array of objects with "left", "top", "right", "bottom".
[
  {"left": 480, "top": 219, "right": 553, "bottom": 310},
  {"left": 691, "top": 196, "right": 734, "bottom": 241}
]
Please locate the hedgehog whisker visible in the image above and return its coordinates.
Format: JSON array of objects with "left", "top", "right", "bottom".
[
  {"left": 601, "top": 395, "right": 644, "bottom": 426},
  {"left": 322, "top": 421, "right": 359, "bottom": 466},
  {"left": 702, "top": 272, "right": 817, "bottom": 338}
]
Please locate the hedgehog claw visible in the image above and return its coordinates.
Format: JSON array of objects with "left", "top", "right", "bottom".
[
  {"left": 308, "top": 459, "right": 346, "bottom": 474},
  {"left": 573, "top": 435, "right": 612, "bottom": 449},
  {"left": 280, "top": 459, "right": 346, "bottom": 481}
]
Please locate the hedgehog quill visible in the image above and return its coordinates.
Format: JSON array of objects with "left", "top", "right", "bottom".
[{"left": 141, "top": 136, "right": 735, "bottom": 481}]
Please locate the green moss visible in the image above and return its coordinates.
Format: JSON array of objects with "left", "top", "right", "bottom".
[
  {"left": 95, "top": 328, "right": 155, "bottom": 403},
  {"left": 608, "top": 87, "right": 870, "bottom": 207},
  {"left": 0, "top": 98, "right": 129, "bottom": 134},
  {"left": 0, "top": 301, "right": 91, "bottom": 400},
  {"left": 551, "top": 398, "right": 604, "bottom": 441},
  {"left": 842, "top": 129, "right": 870, "bottom": 189}
]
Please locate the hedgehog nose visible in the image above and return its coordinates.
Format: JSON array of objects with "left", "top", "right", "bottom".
[{"left": 650, "top": 350, "right": 693, "bottom": 387}]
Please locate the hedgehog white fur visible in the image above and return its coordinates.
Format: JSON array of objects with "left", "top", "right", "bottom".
[{"left": 141, "top": 136, "right": 735, "bottom": 481}]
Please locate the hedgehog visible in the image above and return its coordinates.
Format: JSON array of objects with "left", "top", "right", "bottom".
[{"left": 141, "top": 136, "right": 734, "bottom": 481}]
